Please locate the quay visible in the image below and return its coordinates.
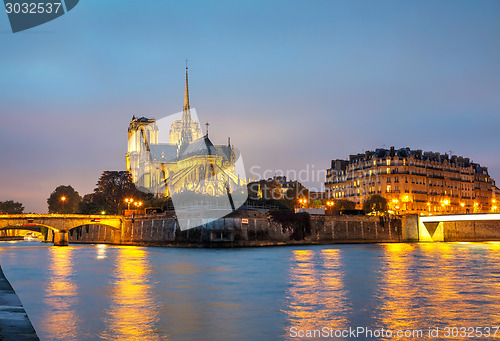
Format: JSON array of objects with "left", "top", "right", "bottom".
[
  {"left": 1, "top": 212, "right": 500, "bottom": 247},
  {"left": 3, "top": 212, "right": 500, "bottom": 247},
  {"left": 0, "top": 266, "right": 39, "bottom": 341}
]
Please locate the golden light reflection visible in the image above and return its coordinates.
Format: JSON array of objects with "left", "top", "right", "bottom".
[
  {"left": 486, "top": 241, "right": 500, "bottom": 251},
  {"left": 377, "top": 243, "right": 500, "bottom": 335},
  {"left": 43, "top": 246, "right": 79, "bottom": 341},
  {"left": 376, "top": 243, "right": 418, "bottom": 332},
  {"left": 100, "top": 246, "right": 160, "bottom": 341},
  {"left": 96, "top": 244, "right": 107, "bottom": 260},
  {"left": 283, "top": 248, "right": 349, "bottom": 336}
]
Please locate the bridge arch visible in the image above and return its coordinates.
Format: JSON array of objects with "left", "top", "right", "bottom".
[
  {"left": 0, "top": 224, "right": 60, "bottom": 232},
  {"left": 68, "top": 223, "right": 120, "bottom": 231}
]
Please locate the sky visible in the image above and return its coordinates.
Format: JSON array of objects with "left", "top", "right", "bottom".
[{"left": 1, "top": 0, "right": 499, "bottom": 213}]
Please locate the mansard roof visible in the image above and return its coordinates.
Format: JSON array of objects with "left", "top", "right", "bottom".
[{"left": 348, "top": 146, "right": 473, "bottom": 168}]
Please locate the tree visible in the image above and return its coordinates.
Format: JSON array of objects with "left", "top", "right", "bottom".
[
  {"left": 78, "top": 194, "right": 108, "bottom": 214},
  {"left": 147, "top": 196, "right": 174, "bottom": 211},
  {"left": 334, "top": 199, "right": 356, "bottom": 211},
  {"left": 91, "top": 171, "right": 144, "bottom": 214},
  {"left": 47, "top": 185, "right": 82, "bottom": 213},
  {"left": 363, "top": 195, "right": 388, "bottom": 215},
  {"left": 311, "top": 199, "right": 323, "bottom": 208},
  {"left": 0, "top": 200, "right": 24, "bottom": 214}
]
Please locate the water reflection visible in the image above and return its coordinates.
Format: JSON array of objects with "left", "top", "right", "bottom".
[
  {"left": 96, "top": 244, "right": 107, "bottom": 260},
  {"left": 377, "top": 243, "right": 500, "bottom": 340},
  {"left": 101, "top": 247, "right": 162, "bottom": 340},
  {"left": 284, "top": 249, "right": 349, "bottom": 339},
  {"left": 43, "top": 246, "right": 79, "bottom": 341},
  {"left": 2, "top": 242, "right": 500, "bottom": 341}
]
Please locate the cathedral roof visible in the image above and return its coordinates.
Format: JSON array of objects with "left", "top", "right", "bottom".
[
  {"left": 177, "top": 135, "right": 231, "bottom": 159},
  {"left": 149, "top": 144, "right": 178, "bottom": 161},
  {"left": 180, "top": 136, "right": 215, "bottom": 158}
]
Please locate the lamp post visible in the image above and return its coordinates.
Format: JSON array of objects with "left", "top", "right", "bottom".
[
  {"left": 125, "top": 198, "right": 133, "bottom": 210},
  {"left": 326, "top": 200, "right": 334, "bottom": 214},
  {"left": 61, "top": 196, "right": 66, "bottom": 213},
  {"left": 298, "top": 198, "right": 307, "bottom": 208},
  {"left": 392, "top": 198, "right": 399, "bottom": 214},
  {"left": 134, "top": 201, "right": 143, "bottom": 212}
]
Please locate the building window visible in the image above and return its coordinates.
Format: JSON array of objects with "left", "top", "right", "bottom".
[
  {"left": 387, "top": 159, "right": 391, "bottom": 166},
  {"left": 387, "top": 185, "right": 391, "bottom": 193}
]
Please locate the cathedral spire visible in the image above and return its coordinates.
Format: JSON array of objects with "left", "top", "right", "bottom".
[{"left": 183, "top": 61, "right": 190, "bottom": 112}]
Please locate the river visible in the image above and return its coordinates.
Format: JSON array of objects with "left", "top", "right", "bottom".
[{"left": 1, "top": 241, "right": 499, "bottom": 340}]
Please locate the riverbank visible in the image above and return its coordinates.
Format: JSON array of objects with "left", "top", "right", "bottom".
[
  {"left": 33, "top": 211, "right": 500, "bottom": 247},
  {"left": 0, "top": 237, "right": 24, "bottom": 241},
  {"left": 0, "top": 266, "right": 39, "bottom": 341},
  {"left": 56, "top": 212, "right": 402, "bottom": 247}
]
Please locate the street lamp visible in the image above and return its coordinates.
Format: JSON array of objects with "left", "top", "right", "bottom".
[
  {"left": 134, "top": 201, "right": 143, "bottom": 210},
  {"left": 61, "top": 196, "right": 66, "bottom": 213},
  {"left": 326, "top": 201, "right": 334, "bottom": 214},
  {"left": 125, "top": 198, "right": 133, "bottom": 210}
]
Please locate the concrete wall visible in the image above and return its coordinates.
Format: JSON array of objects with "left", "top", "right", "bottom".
[
  {"left": 310, "top": 215, "right": 401, "bottom": 243},
  {"left": 443, "top": 220, "right": 500, "bottom": 242},
  {"left": 401, "top": 215, "right": 419, "bottom": 242},
  {"left": 402, "top": 214, "right": 500, "bottom": 242}
]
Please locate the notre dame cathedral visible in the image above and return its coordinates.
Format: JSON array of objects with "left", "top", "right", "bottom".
[{"left": 125, "top": 67, "right": 246, "bottom": 200}]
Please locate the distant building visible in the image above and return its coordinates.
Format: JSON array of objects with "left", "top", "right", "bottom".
[
  {"left": 325, "top": 146, "right": 499, "bottom": 214},
  {"left": 248, "top": 176, "right": 308, "bottom": 201},
  {"left": 126, "top": 67, "right": 244, "bottom": 197}
]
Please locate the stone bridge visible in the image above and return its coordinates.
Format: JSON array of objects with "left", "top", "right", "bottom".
[{"left": 0, "top": 214, "right": 124, "bottom": 246}]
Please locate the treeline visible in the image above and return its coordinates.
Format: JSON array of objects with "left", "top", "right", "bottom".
[
  {"left": 46, "top": 171, "right": 172, "bottom": 215},
  {"left": 0, "top": 200, "right": 24, "bottom": 214}
]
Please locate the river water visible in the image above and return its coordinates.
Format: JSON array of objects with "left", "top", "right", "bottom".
[{"left": 0, "top": 241, "right": 499, "bottom": 341}]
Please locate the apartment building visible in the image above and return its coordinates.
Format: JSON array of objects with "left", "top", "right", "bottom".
[{"left": 325, "top": 147, "right": 498, "bottom": 214}]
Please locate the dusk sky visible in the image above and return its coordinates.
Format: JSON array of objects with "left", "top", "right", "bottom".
[{"left": 1, "top": 0, "right": 499, "bottom": 213}]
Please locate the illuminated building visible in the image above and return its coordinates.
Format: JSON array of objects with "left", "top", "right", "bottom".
[
  {"left": 126, "top": 67, "right": 244, "bottom": 197},
  {"left": 325, "top": 147, "right": 499, "bottom": 214}
]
